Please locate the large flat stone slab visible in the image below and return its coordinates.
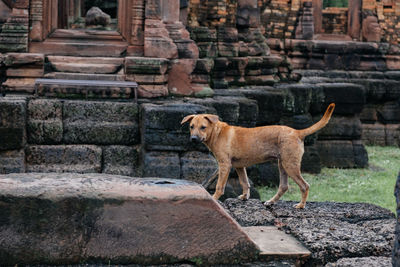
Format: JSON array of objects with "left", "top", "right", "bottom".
[
  {"left": 0, "top": 173, "right": 259, "bottom": 265},
  {"left": 243, "top": 226, "right": 311, "bottom": 260}
]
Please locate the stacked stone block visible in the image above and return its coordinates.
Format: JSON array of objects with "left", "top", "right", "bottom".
[
  {"left": 125, "top": 57, "right": 169, "bottom": 98},
  {"left": 2, "top": 53, "right": 44, "bottom": 93},
  {"left": 0, "top": 8, "right": 29, "bottom": 53},
  {"left": 0, "top": 96, "right": 26, "bottom": 173}
]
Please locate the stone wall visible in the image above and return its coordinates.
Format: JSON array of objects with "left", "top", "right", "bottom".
[
  {"left": 268, "top": 39, "right": 400, "bottom": 147},
  {"left": 0, "top": 79, "right": 369, "bottom": 194}
]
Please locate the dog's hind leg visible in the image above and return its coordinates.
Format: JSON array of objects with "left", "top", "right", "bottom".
[
  {"left": 212, "top": 163, "right": 231, "bottom": 200},
  {"left": 283, "top": 163, "right": 309, "bottom": 209},
  {"left": 235, "top": 167, "right": 250, "bottom": 200},
  {"left": 264, "top": 159, "right": 288, "bottom": 206}
]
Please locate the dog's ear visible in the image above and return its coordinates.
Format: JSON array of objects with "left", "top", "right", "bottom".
[
  {"left": 181, "top": 115, "right": 195, "bottom": 125},
  {"left": 204, "top": 114, "right": 219, "bottom": 124}
]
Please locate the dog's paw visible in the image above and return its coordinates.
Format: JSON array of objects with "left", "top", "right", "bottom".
[
  {"left": 263, "top": 201, "right": 275, "bottom": 207},
  {"left": 294, "top": 203, "right": 305, "bottom": 209},
  {"left": 238, "top": 194, "right": 249, "bottom": 201}
]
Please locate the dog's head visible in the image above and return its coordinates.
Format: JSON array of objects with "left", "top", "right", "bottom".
[{"left": 181, "top": 114, "right": 220, "bottom": 143}]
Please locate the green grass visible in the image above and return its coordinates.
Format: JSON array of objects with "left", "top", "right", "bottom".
[{"left": 257, "top": 146, "right": 400, "bottom": 213}]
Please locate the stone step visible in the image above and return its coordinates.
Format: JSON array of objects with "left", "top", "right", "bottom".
[
  {"left": 243, "top": 226, "right": 311, "bottom": 261},
  {"left": 0, "top": 173, "right": 259, "bottom": 265},
  {"left": 30, "top": 42, "right": 127, "bottom": 57},
  {"left": 34, "top": 78, "right": 138, "bottom": 99},
  {"left": 44, "top": 72, "right": 126, "bottom": 81},
  {"left": 50, "top": 62, "right": 123, "bottom": 74},
  {"left": 47, "top": 56, "right": 125, "bottom": 65},
  {"left": 47, "top": 56, "right": 125, "bottom": 74}
]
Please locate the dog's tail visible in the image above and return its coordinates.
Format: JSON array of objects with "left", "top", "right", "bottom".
[{"left": 297, "top": 103, "right": 335, "bottom": 139}]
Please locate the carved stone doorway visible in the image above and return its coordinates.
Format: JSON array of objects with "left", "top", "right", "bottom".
[
  {"left": 313, "top": 0, "right": 361, "bottom": 41},
  {"left": 29, "top": 0, "right": 144, "bottom": 56}
]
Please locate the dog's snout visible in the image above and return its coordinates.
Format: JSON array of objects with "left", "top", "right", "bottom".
[{"left": 190, "top": 135, "right": 201, "bottom": 143}]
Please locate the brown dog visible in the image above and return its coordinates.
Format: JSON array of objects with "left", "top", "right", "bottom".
[{"left": 181, "top": 103, "right": 335, "bottom": 209}]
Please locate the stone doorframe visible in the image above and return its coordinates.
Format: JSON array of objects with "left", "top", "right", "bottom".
[
  {"left": 29, "top": 0, "right": 145, "bottom": 55},
  {"left": 312, "top": 0, "right": 362, "bottom": 41}
]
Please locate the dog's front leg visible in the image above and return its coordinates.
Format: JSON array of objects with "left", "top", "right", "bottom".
[
  {"left": 212, "top": 163, "right": 231, "bottom": 200},
  {"left": 235, "top": 167, "right": 250, "bottom": 200}
]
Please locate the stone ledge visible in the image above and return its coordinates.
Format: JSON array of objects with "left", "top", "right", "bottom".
[{"left": 0, "top": 173, "right": 259, "bottom": 265}]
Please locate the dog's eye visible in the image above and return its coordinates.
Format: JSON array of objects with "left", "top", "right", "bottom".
[
  {"left": 190, "top": 125, "right": 194, "bottom": 129},
  {"left": 200, "top": 126, "right": 206, "bottom": 130}
]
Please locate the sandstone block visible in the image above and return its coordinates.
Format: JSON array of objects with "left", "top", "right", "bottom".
[
  {"left": 315, "top": 83, "right": 366, "bottom": 115},
  {"left": 316, "top": 140, "right": 368, "bottom": 168},
  {"left": 63, "top": 101, "right": 139, "bottom": 145},
  {"left": 142, "top": 151, "right": 180, "bottom": 179},
  {"left": 168, "top": 59, "right": 196, "bottom": 96},
  {"left": 141, "top": 102, "right": 215, "bottom": 151},
  {"left": 360, "top": 104, "right": 378, "bottom": 123},
  {"left": 180, "top": 151, "right": 217, "bottom": 184},
  {"left": 190, "top": 97, "right": 240, "bottom": 124},
  {"left": 239, "top": 88, "right": 286, "bottom": 125},
  {"left": 0, "top": 149, "right": 25, "bottom": 174},
  {"left": 4, "top": 53, "right": 44, "bottom": 67},
  {"left": 0, "top": 97, "right": 26, "bottom": 150},
  {"left": 144, "top": 37, "right": 178, "bottom": 59},
  {"left": 246, "top": 161, "right": 279, "bottom": 187},
  {"left": 362, "top": 123, "right": 386, "bottom": 146},
  {"left": 102, "top": 146, "right": 140, "bottom": 177},
  {"left": 27, "top": 99, "right": 63, "bottom": 144},
  {"left": 385, "top": 124, "right": 400, "bottom": 146},
  {"left": 301, "top": 145, "right": 321, "bottom": 174},
  {"left": 377, "top": 101, "right": 400, "bottom": 123},
  {"left": 138, "top": 84, "right": 169, "bottom": 98},
  {"left": 26, "top": 145, "right": 102, "bottom": 173},
  {"left": 280, "top": 84, "right": 312, "bottom": 115},
  {"left": 317, "top": 115, "right": 362, "bottom": 140},
  {"left": 0, "top": 173, "right": 259, "bottom": 265},
  {"left": 125, "top": 57, "right": 169, "bottom": 75}
]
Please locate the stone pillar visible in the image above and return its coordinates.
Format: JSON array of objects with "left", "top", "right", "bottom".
[
  {"left": 0, "top": 0, "right": 29, "bottom": 52},
  {"left": 295, "top": 1, "right": 314, "bottom": 40},
  {"left": 144, "top": 0, "right": 178, "bottom": 58},
  {"left": 394, "top": 171, "right": 400, "bottom": 266},
  {"left": 127, "top": 0, "right": 145, "bottom": 56}
]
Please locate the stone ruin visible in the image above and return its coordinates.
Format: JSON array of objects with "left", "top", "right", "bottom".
[{"left": 0, "top": 0, "right": 399, "bottom": 266}]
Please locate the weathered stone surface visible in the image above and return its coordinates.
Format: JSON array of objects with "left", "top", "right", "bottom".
[
  {"left": 27, "top": 99, "right": 63, "bottom": 144},
  {"left": 317, "top": 115, "right": 362, "bottom": 140},
  {"left": 4, "top": 53, "right": 44, "bottom": 67},
  {"left": 63, "top": 101, "right": 139, "bottom": 145},
  {"left": 377, "top": 101, "right": 400, "bottom": 123},
  {"left": 125, "top": 57, "right": 169, "bottom": 75},
  {"left": 85, "top": 7, "right": 111, "bottom": 27},
  {"left": 301, "top": 145, "right": 322, "bottom": 174},
  {"left": 26, "top": 145, "right": 102, "bottom": 173},
  {"left": 224, "top": 199, "right": 395, "bottom": 266},
  {"left": 102, "top": 146, "right": 140, "bottom": 177},
  {"left": 0, "top": 149, "right": 25, "bottom": 174},
  {"left": 386, "top": 124, "right": 400, "bottom": 146},
  {"left": 325, "top": 256, "right": 391, "bottom": 267},
  {"left": 223, "top": 198, "right": 275, "bottom": 227},
  {"left": 189, "top": 97, "right": 240, "bottom": 124},
  {"left": 362, "top": 123, "right": 386, "bottom": 146},
  {"left": 246, "top": 161, "right": 279, "bottom": 187},
  {"left": 142, "top": 151, "right": 180, "bottom": 179},
  {"left": 141, "top": 102, "right": 215, "bottom": 151},
  {"left": 279, "top": 84, "right": 312, "bottom": 115},
  {"left": 1, "top": 78, "right": 36, "bottom": 93},
  {"left": 0, "top": 97, "right": 26, "bottom": 150},
  {"left": 316, "top": 140, "right": 368, "bottom": 168},
  {"left": 238, "top": 88, "right": 286, "bottom": 125},
  {"left": 0, "top": 173, "right": 259, "bottom": 265},
  {"left": 394, "top": 171, "right": 400, "bottom": 267},
  {"left": 168, "top": 59, "right": 196, "bottom": 96},
  {"left": 316, "top": 83, "right": 366, "bottom": 115},
  {"left": 180, "top": 151, "right": 217, "bottom": 184}
]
